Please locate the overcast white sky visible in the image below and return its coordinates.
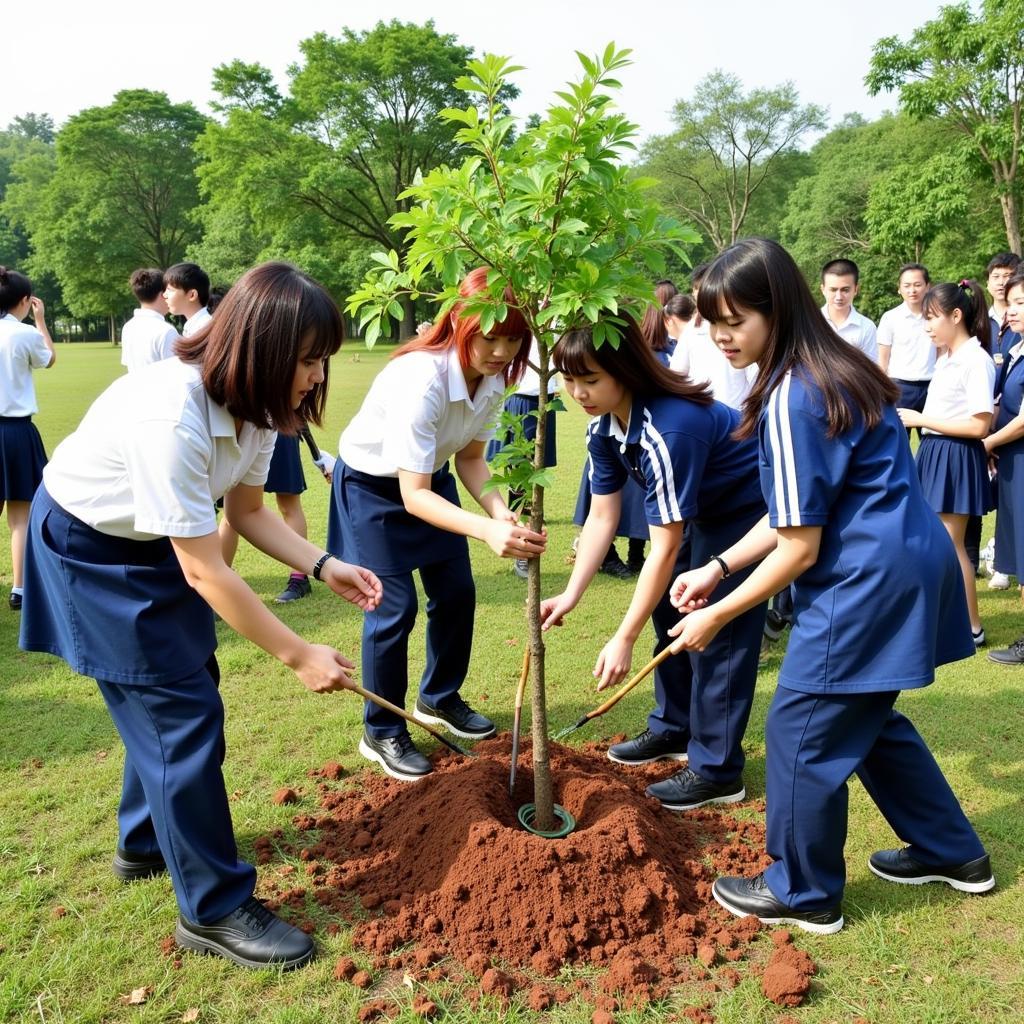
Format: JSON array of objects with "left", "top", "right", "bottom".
[{"left": 9, "top": 1, "right": 938, "bottom": 141}]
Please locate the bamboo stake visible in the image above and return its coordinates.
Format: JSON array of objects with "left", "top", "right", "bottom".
[{"left": 509, "top": 648, "right": 531, "bottom": 795}]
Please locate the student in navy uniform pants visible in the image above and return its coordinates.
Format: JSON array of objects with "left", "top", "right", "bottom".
[
  {"left": 0, "top": 267, "right": 56, "bottom": 611},
  {"left": 541, "top": 315, "right": 766, "bottom": 811},
  {"left": 986, "top": 270, "right": 1024, "bottom": 663},
  {"left": 668, "top": 238, "right": 993, "bottom": 934},
  {"left": 19, "top": 263, "right": 381, "bottom": 968},
  {"left": 898, "top": 280, "right": 996, "bottom": 647},
  {"left": 327, "top": 267, "right": 545, "bottom": 782}
]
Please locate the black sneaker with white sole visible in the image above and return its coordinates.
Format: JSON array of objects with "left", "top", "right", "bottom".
[
  {"left": 867, "top": 848, "right": 995, "bottom": 893},
  {"left": 358, "top": 731, "right": 433, "bottom": 781},
  {"left": 712, "top": 874, "right": 843, "bottom": 935},
  {"left": 607, "top": 728, "right": 689, "bottom": 765},
  {"left": 645, "top": 766, "right": 744, "bottom": 810},
  {"left": 414, "top": 695, "right": 495, "bottom": 739}
]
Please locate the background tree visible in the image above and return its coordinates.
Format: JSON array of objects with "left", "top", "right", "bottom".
[
  {"left": 866, "top": 0, "right": 1024, "bottom": 254},
  {"left": 348, "top": 46, "right": 698, "bottom": 830},
  {"left": 5, "top": 90, "right": 206, "bottom": 328},
  {"left": 197, "top": 20, "right": 513, "bottom": 334},
  {"left": 639, "top": 70, "right": 825, "bottom": 251}
]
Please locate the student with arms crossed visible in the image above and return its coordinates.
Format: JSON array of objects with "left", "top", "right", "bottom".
[
  {"left": 328, "top": 268, "right": 544, "bottom": 781},
  {"left": 542, "top": 315, "right": 767, "bottom": 811},
  {"left": 19, "top": 263, "right": 381, "bottom": 969},
  {"left": 668, "top": 237, "right": 993, "bottom": 934}
]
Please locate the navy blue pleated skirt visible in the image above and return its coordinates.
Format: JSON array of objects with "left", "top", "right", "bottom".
[
  {"left": 327, "top": 460, "right": 469, "bottom": 575},
  {"left": 0, "top": 416, "right": 47, "bottom": 502},
  {"left": 916, "top": 435, "right": 994, "bottom": 516},
  {"left": 485, "top": 394, "right": 558, "bottom": 468},
  {"left": 572, "top": 462, "right": 649, "bottom": 540},
  {"left": 19, "top": 486, "right": 216, "bottom": 684},
  {"left": 264, "top": 434, "right": 306, "bottom": 495}
]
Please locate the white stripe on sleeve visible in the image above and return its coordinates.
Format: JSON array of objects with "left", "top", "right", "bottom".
[{"left": 639, "top": 409, "right": 682, "bottom": 523}]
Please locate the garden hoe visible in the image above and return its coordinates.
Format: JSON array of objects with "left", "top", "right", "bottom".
[
  {"left": 347, "top": 681, "right": 473, "bottom": 758},
  {"left": 509, "top": 648, "right": 530, "bottom": 796},
  {"left": 552, "top": 645, "right": 676, "bottom": 741}
]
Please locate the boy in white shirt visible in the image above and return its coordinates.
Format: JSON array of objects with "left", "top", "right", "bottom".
[
  {"left": 121, "top": 268, "right": 180, "bottom": 372},
  {"left": 877, "top": 262, "right": 935, "bottom": 417},
  {"left": 164, "top": 263, "right": 212, "bottom": 338},
  {"left": 820, "top": 258, "right": 878, "bottom": 362}
]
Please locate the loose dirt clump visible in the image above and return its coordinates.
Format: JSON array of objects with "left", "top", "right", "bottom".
[
  {"left": 761, "top": 941, "right": 817, "bottom": 1006},
  {"left": 283, "top": 735, "right": 813, "bottom": 1010}
]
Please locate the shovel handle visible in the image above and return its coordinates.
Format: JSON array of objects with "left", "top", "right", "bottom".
[
  {"left": 514, "top": 648, "right": 530, "bottom": 710},
  {"left": 347, "top": 681, "right": 471, "bottom": 757},
  {"left": 586, "top": 645, "right": 675, "bottom": 721}
]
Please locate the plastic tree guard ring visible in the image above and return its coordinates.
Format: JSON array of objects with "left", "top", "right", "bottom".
[{"left": 517, "top": 802, "right": 576, "bottom": 838}]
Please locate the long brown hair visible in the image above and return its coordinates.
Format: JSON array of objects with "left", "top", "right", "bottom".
[
  {"left": 394, "top": 267, "right": 531, "bottom": 385},
  {"left": 176, "top": 261, "right": 343, "bottom": 435},
  {"left": 640, "top": 279, "right": 678, "bottom": 353},
  {"left": 697, "top": 238, "right": 898, "bottom": 438},
  {"left": 553, "top": 312, "right": 713, "bottom": 404}
]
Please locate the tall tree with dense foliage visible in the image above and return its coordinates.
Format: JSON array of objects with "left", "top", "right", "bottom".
[
  {"left": 640, "top": 71, "right": 825, "bottom": 251},
  {"left": 5, "top": 90, "right": 206, "bottom": 319},
  {"left": 197, "top": 20, "right": 507, "bottom": 331},
  {"left": 348, "top": 46, "right": 697, "bottom": 829},
  {"left": 867, "top": 0, "right": 1024, "bottom": 254}
]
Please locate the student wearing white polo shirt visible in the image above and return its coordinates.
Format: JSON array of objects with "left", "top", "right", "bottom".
[
  {"left": 19, "top": 262, "right": 381, "bottom": 969},
  {"left": 878, "top": 263, "right": 935, "bottom": 418},
  {"left": 121, "top": 268, "right": 180, "bottom": 372},
  {"left": 164, "top": 262, "right": 212, "bottom": 337},
  {"left": 669, "top": 263, "right": 757, "bottom": 412},
  {"left": 898, "top": 280, "right": 996, "bottom": 647},
  {"left": 327, "top": 268, "right": 545, "bottom": 782},
  {"left": 0, "top": 267, "right": 56, "bottom": 610},
  {"left": 820, "top": 258, "right": 878, "bottom": 362}
]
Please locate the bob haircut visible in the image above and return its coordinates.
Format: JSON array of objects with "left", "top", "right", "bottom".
[
  {"left": 0, "top": 266, "right": 33, "bottom": 314},
  {"left": 698, "top": 238, "right": 898, "bottom": 439},
  {"left": 923, "top": 280, "right": 990, "bottom": 352},
  {"left": 175, "top": 262, "right": 343, "bottom": 435},
  {"left": 1004, "top": 269, "right": 1024, "bottom": 300},
  {"left": 393, "top": 267, "right": 531, "bottom": 385},
  {"left": 553, "top": 311, "right": 712, "bottom": 405}
]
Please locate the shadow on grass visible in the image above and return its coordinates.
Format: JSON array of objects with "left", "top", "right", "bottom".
[{"left": 0, "top": 687, "right": 116, "bottom": 765}]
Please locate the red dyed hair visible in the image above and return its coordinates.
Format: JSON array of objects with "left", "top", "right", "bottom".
[{"left": 393, "top": 267, "right": 531, "bottom": 385}]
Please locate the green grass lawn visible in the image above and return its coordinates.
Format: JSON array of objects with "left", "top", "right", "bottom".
[{"left": 1, "top": 343, "right": 1022, "bottom": 1024}]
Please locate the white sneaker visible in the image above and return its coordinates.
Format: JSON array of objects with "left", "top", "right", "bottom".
[{"left": 989, "top": 572, "right": 1011, "bottom": 590}]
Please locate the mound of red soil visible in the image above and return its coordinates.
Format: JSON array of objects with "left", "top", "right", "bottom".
[
  {"left": 761, "top": 932, "right": 817, "bottom": 1007},
  {"left": 277, "top": 734, "right": 793, "bottom": 1007}
]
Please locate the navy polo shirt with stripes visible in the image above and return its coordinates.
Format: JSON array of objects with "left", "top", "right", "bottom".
[{"left": 586, "top": 394, "right": 762, "bottom": 526}]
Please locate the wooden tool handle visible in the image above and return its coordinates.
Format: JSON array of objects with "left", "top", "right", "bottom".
[{"left": 587, "top": 645, "right": 675, "bottom": 720}]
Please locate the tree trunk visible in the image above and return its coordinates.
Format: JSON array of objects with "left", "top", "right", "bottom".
[
  {"left": 526, "top": 340, "right": 555, "bottom": 832},
  {"left": 401, "top": 293, "right": 417, "bottom": 342},
  {"left": 1000, "top": 192, "right": 1022, "bottom": 256}
]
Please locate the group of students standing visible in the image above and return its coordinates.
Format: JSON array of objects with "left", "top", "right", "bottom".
[{"left": 0, "top": 239, "right": 1004, "bottom": 969}]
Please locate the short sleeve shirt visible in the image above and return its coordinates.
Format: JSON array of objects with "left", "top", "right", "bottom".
[
  {"left": 339, "top": 348, "right": 507, "bottom": 477},
  {"left": 921, "top": 340, "right": 995, "bottom": 433},
  {"left": 120, "top": 308, "right": 180, "bottom": 372},
  {"left": 668, "top": 320, "right": 756, "bottom": 411},
  {"left": 877, "top": 303, "right": 935, "bottom": 381},
  {"left": 586, "top": 394, "right": 763, "bottom": 526},
  {"left": 822, "top": 306, "right": 879, "bottom": 362},
  {"left": 0, "top": 313, "right": 52, "bottom": 416},
  {"left": 759, "top": 370, "right": 973, "bottom": 691},
  {"left": 43, "top": 358, "right": 276, "bottom": 540}
]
